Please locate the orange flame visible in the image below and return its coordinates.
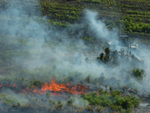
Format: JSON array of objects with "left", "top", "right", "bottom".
[
  {"left": 26, "top": 78, "right": 88, "bottom": 95},
  {"left": 0, "top": 78, "right": 88, "bottom": 96},
  {"left": 21, "top": 78, "right": 88, "bottom": 95}
]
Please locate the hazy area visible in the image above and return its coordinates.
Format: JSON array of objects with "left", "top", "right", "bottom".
[{"left": 0, "top": 0, "right": 150, "bottom": 113}]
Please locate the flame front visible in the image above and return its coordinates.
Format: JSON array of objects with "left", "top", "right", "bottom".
[
  {"left": 32, "top": 78, "right": 88, "bottom": 95},
  {"left": 0, "top": 78, "right": 88, "bottom": 95}
]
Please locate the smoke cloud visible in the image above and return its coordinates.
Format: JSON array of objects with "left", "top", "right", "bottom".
[{"left": 0, "top": 0, "right": 150, "bottom": 111}]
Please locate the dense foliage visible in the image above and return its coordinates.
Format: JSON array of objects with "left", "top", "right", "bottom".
[
  {"left": 81, "top": 90, "right": 140, "bottom": 112},
  {"left": 132, "top": 67, "right": 146, "bottom": 80}
]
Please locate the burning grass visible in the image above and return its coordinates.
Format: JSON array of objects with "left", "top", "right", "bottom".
[
  {"left": 0, "top": 78, "right": 141, "bottom": 113},
  {"left": 0, "top": 78, "right": 89, "bottom": 95},
  {"left": 0, "top": 77, "right": 141, "bottom": 112}
]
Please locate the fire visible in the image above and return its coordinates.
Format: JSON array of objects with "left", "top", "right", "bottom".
[
  {"left": 0, "top": 78, "right": 88, "bottom": 95},
  {"left": 5, "top": 83, "right": 18, "bottom": 88},
  {"left": 27, "top": 78, "right": 88, "bottom": 95}
]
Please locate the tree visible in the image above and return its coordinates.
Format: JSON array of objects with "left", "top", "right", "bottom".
[
  {"left": 86, "top": 75, "right": 91, "bottom": 83},
  {"left": 67, "top": 99, "right": 73, "bottom": 106},
  {"left": 105, "top": 47, "right": 110, "bottom": 62},
  {"left": 100, "top": 53, "right": 104, "bottom": 61},
  {"left": 96, "top": 53, "right": 104, "bottom": 63},
  {"left": 132, "top": 67, "right": 146, "bottom": 81},
  {"left": 97, "top": 47, "right": 110, "bottom": 63}
]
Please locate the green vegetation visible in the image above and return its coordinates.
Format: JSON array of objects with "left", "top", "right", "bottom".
[
  {"left": 85, "top": 105, "right": 93, "bottom": 111},
  {"left": 0, "top": 93, "right": 27, "bottom": 105},
  {"left": 97, "top": 47, "right": 141, "bottom": 67},
  {"left": 81, "top": 90, "right": 140, "bottom": 112},
  {"left": 3, "top": 98, "right": 18, "bottom": 105},
  {"left": 132, "top": 67, "right": 146, "bottom": 80},
  {"left": 1, "top": 0, "right": 150, "bottom": 41},
  {"left": 37, "top": 0, "right": 150, "bottom": 40},
  {"left": 11, "top": 103, "right": 21, "bottom": 108},
  {"left": 0, "top": 0, "right": 148, "bottom": 112},
  {"left": 39, "top": 1, "right": 83, "bottom": 26},
  {"left": 49, "top": 99, "right": 56, "bottom": 105},
  {"left": 85, "top": 75, "right": 92, "bottom": 83},
  {"left": 67, "top": 99, "right": 73, "bottom": 106},
  {"left": 82, "top": 37, "right": 94, "bottom": 42},
  {"left": 30, "top": 80, "right": 43, "bottom": 88},
  {"left": 57, "top": 101, "right": 63, "bottom": 108}
]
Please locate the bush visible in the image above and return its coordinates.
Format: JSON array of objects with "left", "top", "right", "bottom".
[
  {"left": 67, "top": 99, "right": 73, "bottom": 105},
  {"left": 30, "top": 80, "right": 43, "bottom": 88},
  {"left": 112, "top": 89, "right": 121, "bottom": 97},
  {"left": 49, "top": 99, "right": 55, "bottom": 105},
  {"left": 114, "top": 95, "right": 140, "bottom": 111},
  {"left": 57, "top": 101, "right": 63, "bottom": 108},
  {"left": 132, "top": 67, "right": 146, "bottom": 80},
  {"left": 3, "top": 98, "right": 18, "bottom": 105},
  {"left": 85, "top": 75, "right": 91, "bottom": 83},
  {"left": 82, "top": 90, "right": 140, "bottom": 112},
  {"left": 11, "top": 103, "right": 21, "bottom": 108},
  {"left": 83, "top": 91, "right": 112, "bottom": 106},
  {"left": 85, "top": 105, "right": 93, "bottom": 111}
]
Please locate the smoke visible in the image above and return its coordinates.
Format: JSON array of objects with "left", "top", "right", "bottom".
[
  {"left": 84, "top": 9, "right": 122, "bottom": 51},
  {"left": 139, "top": 102, "right": 149, "bottom": 107},
  {"left": 72, "top": 96, "right": 89, "bottom": 107},
  {"left": 0, "top": 0, "right": 150, "bottom": 110}
]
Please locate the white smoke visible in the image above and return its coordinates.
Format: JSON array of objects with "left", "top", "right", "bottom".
[{"left": 0, "top": 0, "right": 150, "bottom": 101}]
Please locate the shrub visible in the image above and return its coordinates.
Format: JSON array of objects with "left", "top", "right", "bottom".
[
  {"left": 85, "top": 75, "right": 91, "bottom": 83},
  {"left": 11, "top": 103, "right": 21, "bottom": 108},
  {"left": 132, "top": 67, "right": 146, "bottom": 80},
  {"left": 83, "top": 37, "right": 88, "bottom": 41},
  {"left": 138, "top": 18, "right": 142, "bottom": 21},
  {"left": 30, "top": 80, "right": 43, "bottom": 88},
  {"left": 83, "top": 91, "right": 112, "bottom": 106},
  {"left": 49, "top": 99, "right": 55, "bottom": 105},
  {"left": 112, "top": 89, "right": 121, "bottom": 97},
  {"left": 85, "top": 105, "right": 93, "bottom": 111},
  {"left": 82, "top": 89, "right": 140, "bottom": 112},
  {"left": 114, "top": 95, "right": 140, "bottom": 110},
  {"left": 3, "top": 98, "right": 18, "bottom": 105},
  {"left": 77, "top": 0, "right": 81, "bottom": 3},
  {"left": 57, "top": 101, "right": 63, "bottom": 108},
  {"left": 67, "top": 99, "right": 73, "bottom": 105},
  {"left": 95, "top": 106, "right": 100, "bottom": 112}
]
